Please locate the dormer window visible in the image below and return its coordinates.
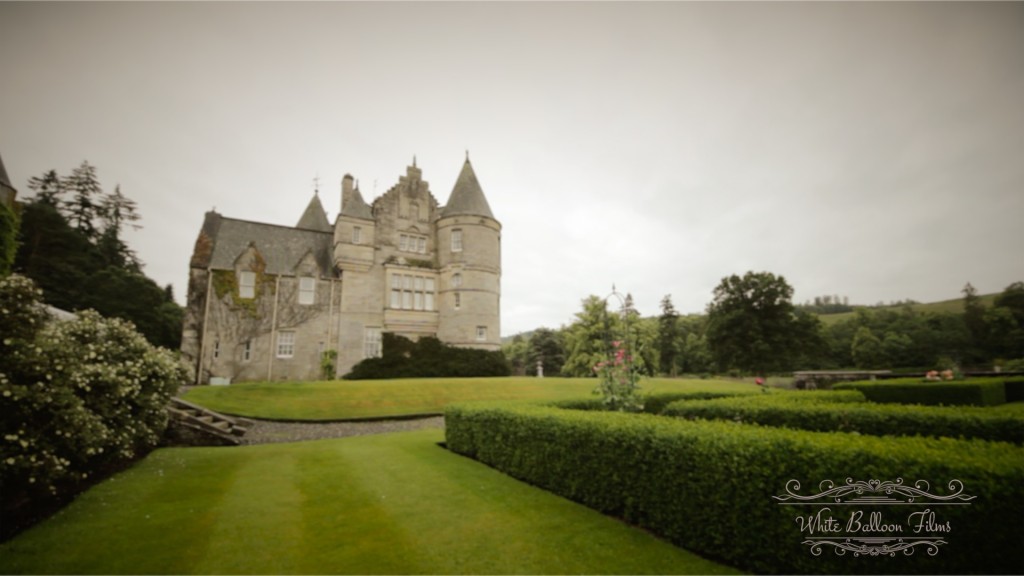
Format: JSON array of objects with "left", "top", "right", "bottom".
[
  {"left": 239, "top": 271, "right": 256, "bottom": 298},
  {"left": 298, "top": 277, "right": 315, "bottom": 305}
]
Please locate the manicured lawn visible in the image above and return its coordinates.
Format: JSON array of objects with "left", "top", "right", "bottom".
[
  {"left": 0, "top": 429, "right": 740, "bottom": 575},
  {"left": 182, "top": 376, "right": 757, "bottom": 420}
]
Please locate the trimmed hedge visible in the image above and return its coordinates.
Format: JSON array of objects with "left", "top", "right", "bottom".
[
  {"left": 446, "top": 402, "right": 1024, "bottom": 574},
  {"left": 663, "top": 395, "right": 1024, "bottom": 444},
  {"left": 834, "top": 378, "right": 1007, "bottom": 406},
  {"left": 1005, "top": 377, "right": 1024, "bottom": 402},
  {"left": 551, "top": 389, "right": 761, "bottom": 414}
]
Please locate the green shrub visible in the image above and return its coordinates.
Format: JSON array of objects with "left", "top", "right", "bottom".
[
  {"left": 663, "top": 395, "right": 1024, "bottom": 444},
  {"left": 1, "top": 275, "right": 188, "bottom": 506},
  {"left": 1004, "top": 377, "right": 1024, "bottom": 403},
  {"left": 834, "top": 378, "right": 1007, "bottom": 406},
  {"left": 344, "top": 333, "right": 510, "bottom": 379},
  {"left": 445, "top": 402, "right": 1024, "bottom": 574}
]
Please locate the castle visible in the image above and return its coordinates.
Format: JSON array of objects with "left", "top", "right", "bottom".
[{"left": 181, "top": 156, "right": 501, "bottom": 383}]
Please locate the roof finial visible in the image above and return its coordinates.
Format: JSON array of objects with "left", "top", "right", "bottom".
[
  {"left": 313, "top": 174, "right": 320, "bottom": 195},
  {"left": 465, "top": 149, "right": 470, "bottom": 162},
  {"left": 413, "top": 154, "right": 417, "bottom": 168}
]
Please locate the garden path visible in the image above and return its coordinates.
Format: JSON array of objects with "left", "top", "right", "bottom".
[{"left": 239, "top": 416, "right": 445, "bottom": 445}]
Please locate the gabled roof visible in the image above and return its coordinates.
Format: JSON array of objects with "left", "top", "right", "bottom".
[
  {"left": 202, "top": 216, "right": 334, "bottom": 277},
  {"left": 0, "top": 153, "right": 12, "bottom": 189},
  {"left": 296, "top": 193, "right": 331, "bottom": 232},
  {"left": 441, "top": 158, "right": 494, "bottom": 219},
  {"left": 341, "top": 185, "right": 374, "bottom": 220}
]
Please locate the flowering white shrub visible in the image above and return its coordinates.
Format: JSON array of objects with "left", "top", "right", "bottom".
[{"left": 1, "top": 274, "right": 188, "bottom": 500}]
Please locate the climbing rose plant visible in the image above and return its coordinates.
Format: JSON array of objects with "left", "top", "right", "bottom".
[
  {"left": 593, "top": 340, "right": 644, "bottom": 412},
  {"left": 0, "top": 274, "right": 188, "bottom": 501}
]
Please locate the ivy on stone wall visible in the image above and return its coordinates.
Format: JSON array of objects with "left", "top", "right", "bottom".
[
  {"left": 0, "top": 201, "right": 19, "bottom": 277},
  {"left": 211, "top": 252, "right": 273, "bottom": 317}
]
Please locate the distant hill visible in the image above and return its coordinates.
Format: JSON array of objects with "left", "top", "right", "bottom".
[{"left": 816, "top": 293, "right": 999, "bottom": 326}]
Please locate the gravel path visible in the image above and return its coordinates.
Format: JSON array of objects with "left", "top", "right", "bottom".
[{"left": 239, "top": 416, "right": 445, "bottom": 445}]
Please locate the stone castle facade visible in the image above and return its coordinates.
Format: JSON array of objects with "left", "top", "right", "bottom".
[{"left": 181, "top": 157, "right": 501, "bottom": 383}]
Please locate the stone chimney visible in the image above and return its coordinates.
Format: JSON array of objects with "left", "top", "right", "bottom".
[{"left": 342, "top": 173, "right": 355, "bottom": 208}]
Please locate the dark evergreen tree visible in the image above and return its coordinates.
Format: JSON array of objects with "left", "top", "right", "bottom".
[
  {"left": 526, "top": 328, "right": 566, "bottom": 377},
  {"left": 657, "top": 294, "right": 679, "bottom": 376},
  {"left": 15, "top": 165, "right": 183, "bottom": 350},
  {"left": 26, "top": 169, "right": 64, "bottom": 207},
  {"left": 61, "top": 161, "right": 104, "bottom": 240}
]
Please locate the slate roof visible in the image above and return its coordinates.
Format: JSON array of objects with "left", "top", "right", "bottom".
[
  {"left": 341, "top": 185, "right": 374, "bottom": 220},
  {"left": 296, "top": 193, "right": 332, "bottom": 232},
  {"left": 0, "top": 153, "right": 12, "bottom": 189},
  {"left": 200, "top": 212, "right": 334, "bottom": 277},
  {"left": 441, "top": 158, "right": 494, "bottom": 219}
]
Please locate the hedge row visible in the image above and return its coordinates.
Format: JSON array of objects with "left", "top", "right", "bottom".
[
  {"left": 554, "top": 389, "right": 865, "bottom": 414},
  {"left": 663, "top": 394, "right": 1024, "bottom": 444},
  {"left": 1005, "top": 377, "right": 1024, "bottom": 402},
  {"left": 445, "top": 403, "right": 1024, "bottom": 574},
  {"left": 343, "top": 333, "right": 510, "bottom": 379},
  {"left": 834, "top": 378, "right": 1007, "bottom": 406}
]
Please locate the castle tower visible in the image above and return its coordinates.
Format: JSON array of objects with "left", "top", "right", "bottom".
[{"left": 436, "top": 156, "right": 501, "bottom": 349}]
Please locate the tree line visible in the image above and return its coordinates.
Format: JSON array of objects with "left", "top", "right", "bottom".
[
  {"left": 503, "top": 272, "right": 1024, "bottom": 377},
  {"left": 8, "top": 161, "right": 183, "bottom": 349}
]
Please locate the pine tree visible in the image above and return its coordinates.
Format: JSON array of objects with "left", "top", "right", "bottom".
[
  {"left": 62, "top": 161, "right": 104, "bottom": 239},
  {"left": 97, "top": 184, "right": 142, "bottom": 270},
  {"left": 657, "top": 294, "right": 680, "bottom": 376},
  {"left": 26, "top": 169, "right": 65, "bottom": 207}
]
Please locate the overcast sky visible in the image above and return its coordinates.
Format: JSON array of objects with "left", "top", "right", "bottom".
[{"left": 2, "top": 2, "right": 1022, "bottom": 336}]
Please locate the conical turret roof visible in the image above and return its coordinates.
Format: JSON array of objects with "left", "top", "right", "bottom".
[
  {"left": 441, "top": 158, "right": 494, "bottom": 219},
  {"left": 296, "top": 193, "right": 331, "bottom": 232},
  {"left": 0, "top": 153, "right": 14, "bottom": 190},
  {"left": 341, "top": 184, "right": 374, "bottom": 220}
]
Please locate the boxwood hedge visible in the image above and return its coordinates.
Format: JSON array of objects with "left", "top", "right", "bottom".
[
  {"left": 663, "top": 395, "right": 1024, "bottom": 444},
  {"left": 1004, "top": 377, "right": 1024, "bottom": 402},
  {"left": 445, "top": 402, "right": 1024, "bottom": 574},
  {"left": 833, "top": 378, "right": 1007, "bottom": 406}
]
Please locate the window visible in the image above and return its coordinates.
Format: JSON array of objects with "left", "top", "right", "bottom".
[
  {"left": 454, "top": 292, "right": 461, "bottom": 310},
  {"left": 402, "top": 275, "right": 413, "bottom": 309},
  {"left": 213, "top": 340, "right": 220, "bottom": 359},
  {"left": 242, "top": 340, "right": 252, "bottom": 362},
  {"left": 239, "top": 271, "right": 256, "bottom": 298},
  {"left": 388, "top": 274, "right": 437, "bottom": 311},
  {"left": 276, "top": 331, "right": 295, "bottom": 358},
  {"left": 364, "top": 327, "right": 382, "bottom": 359},
  {"left": 476, "top": 326, "right": 487, "bottom": 341},
  {"left": 352, "top": 226, "right": 362, "bottom": 244},
  {"left": 391, "top": 275, "right": 401, "bottom": 309},
  {"left": 451, "top": 229, "right": 463, "bottom": 252},
  {"left": 452, "top": 273, "right": 462, "bottom": 288},
  {"left": 298, "top": 277, "right": 315, "bottom": 305},
  {"left": 399, "top": 233, "right": 427, "bottom": 254}
]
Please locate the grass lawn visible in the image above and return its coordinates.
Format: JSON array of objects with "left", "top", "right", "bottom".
[
  {"left": 0, "top": 429, "right": 740, "bottom": 575},
  {"left": 181, "top": 376, "right": 758, "bottom": 420}
]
